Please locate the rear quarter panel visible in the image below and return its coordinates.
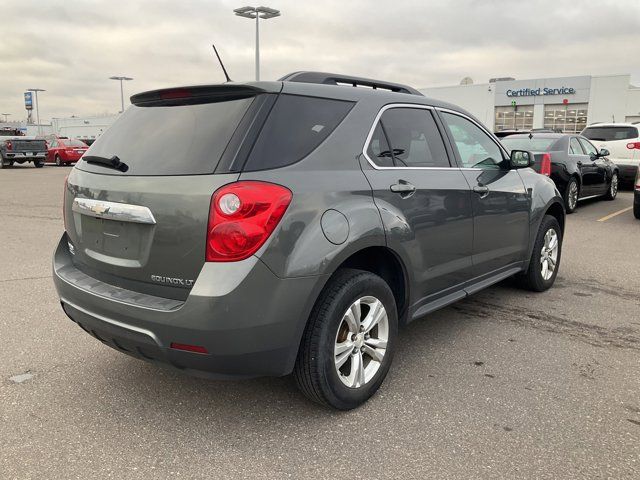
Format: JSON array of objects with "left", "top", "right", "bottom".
[{"left": 238, "top": 100, "right": 387, "bottom": 279}]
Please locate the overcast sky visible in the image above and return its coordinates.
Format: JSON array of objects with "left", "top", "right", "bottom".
[{"left": 1, "top": 0, "right": 639, "bottom": 122}]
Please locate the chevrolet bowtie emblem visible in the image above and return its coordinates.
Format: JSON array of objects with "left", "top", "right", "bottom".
[{"left": 90, "top": 204, "right": 110, "bottom": 215}]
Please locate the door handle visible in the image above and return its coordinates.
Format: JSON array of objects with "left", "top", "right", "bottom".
[
  {"left": 473, "top": 185, "right": 490, "bottom": 198},
  {"left": 390, "top": 180, "right": 416, "bottom": 197}
]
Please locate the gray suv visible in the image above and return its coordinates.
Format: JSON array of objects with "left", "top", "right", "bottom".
[{"left": 53, "top": 72, "right": 565, "bottom": 409}]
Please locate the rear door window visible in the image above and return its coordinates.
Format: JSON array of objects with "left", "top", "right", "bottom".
[
  {"left": 373, "top": 108, "right": 450, "bottom": 168},
  {"left": 77, "top": 97, "right": 255, "bottom": 176},
  {"left": 242, "top": 94, "right": 354, "bottom": 171},
  {"left": 581, "top": 126, "right": 638, "bottom": 141},
  {"left": 569, "top": 137, "right": 584, "bottom": 155}
]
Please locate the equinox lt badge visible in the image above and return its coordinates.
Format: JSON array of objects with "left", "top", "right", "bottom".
[{"left": 150, "top": 275, "right": 194, "bottom": 287}]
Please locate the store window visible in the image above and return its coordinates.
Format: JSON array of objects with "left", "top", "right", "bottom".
[
  {"left": 494, "top": 105, "right": 534, "bottom": 132},
  {"left": 543, "top": 104, "right": 588, "bottom": 134}
]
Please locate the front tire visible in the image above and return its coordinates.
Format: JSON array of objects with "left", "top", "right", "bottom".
[
  {"left": 55, "top": 154, "right": 62, "bottom": 166},
  {"left": 604, "top": 172, "right": 618, "bottom": 200},
  {"left": 294, "top": 269, "right": 398, "bottom": 410},
  {"left": 563, "top": 177, "right": 579, "bottom": 213},
  {"left": 34, "top": 159, "right": 44, "bottom": 168},
  {"left": 518, "top": 215, "right": 562, "bottom": 292}
]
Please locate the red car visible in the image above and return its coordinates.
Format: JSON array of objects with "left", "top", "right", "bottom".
[{"left": 46, "top": 138, "right": 89, "bottom": 166}]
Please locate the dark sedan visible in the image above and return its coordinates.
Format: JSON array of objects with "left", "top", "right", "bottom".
[{"left": 501, "top": 133, "right": 619, "bottom": 213}]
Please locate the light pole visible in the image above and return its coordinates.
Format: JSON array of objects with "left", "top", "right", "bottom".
[
  {"left": 1, "top": 113, "right": 10, "bottom": 123},
  {"left": 234, "top": 6, "right": 281, "bottom": 81},
  {"left": 109, "top": 76, "right": 133, "bottom": 113},
  {"left": 27, "top": 88, "right": 45, "bottom": 136}
]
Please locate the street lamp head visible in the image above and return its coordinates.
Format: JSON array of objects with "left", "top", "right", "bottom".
[
  {"left": 109, "top": 76, "right": 133, "bottom": 81},
  {"left": 27, "top": 88, "right": 46, "bottom": 92},
  {"left": 234, "top": 6, "right": 280, "bottom": 19},
  {"left": 256, "top": 6, "right": 280, "bottom": 19},
  {"left": 234, "top": 6, "right": 257, "bottom": 18}
]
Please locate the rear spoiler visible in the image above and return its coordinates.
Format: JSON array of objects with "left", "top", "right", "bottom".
[{"left": 130, "top": 84, "right": 273, "bottom": 107}]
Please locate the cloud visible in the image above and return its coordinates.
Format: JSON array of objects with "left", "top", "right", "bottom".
[{"left": 1, "top": 0, "right": 638, "bottom": 121}]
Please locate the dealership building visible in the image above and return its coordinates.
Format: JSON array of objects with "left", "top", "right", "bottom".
[{"left": 420, "top": 74, "right": 640, "bottom": 134}]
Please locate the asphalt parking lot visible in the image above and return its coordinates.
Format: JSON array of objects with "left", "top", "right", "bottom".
[{"left": 1, "top": 164, "right": 638, "bottom": 479}]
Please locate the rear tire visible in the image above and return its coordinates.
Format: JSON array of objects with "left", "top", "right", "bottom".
[
  {"left": 518, "top": 215, "right": 562, "bottom": 292},
  {"left": 634, "top": 201, "right": 640, "bottom": 220},
  {"left": 563, "top": 177, "right": 579, "bottom": 213},
  {"left": 294, "top": 268, "right": 398, "bottom": 410},
  {"left": 604, "top": 173, "right": 618, "bottom": 200}
]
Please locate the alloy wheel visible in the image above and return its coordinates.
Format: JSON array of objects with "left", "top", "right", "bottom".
[
  {"left": 334, "top": 296, "right": 389, "bottom": 388},
  {"left": 540, "top": 228, "right": 559, "bottom": 281},
  {"left": 568, "top": 181, "right": 578, "bottom": 210},
  {"left": 610, "top": 174, "right": 618, "bottom": 198}
]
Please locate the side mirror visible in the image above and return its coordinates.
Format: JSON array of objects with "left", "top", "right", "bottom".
[
  {"left": 599, "top": 148, "right": 610, "bottom": 157},
  {"left": 509, "top": 150, "right": 534, "bottom": 169}
]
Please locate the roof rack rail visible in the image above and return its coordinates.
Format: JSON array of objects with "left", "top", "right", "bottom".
[{"left": 278, "top": 71, "right": 423, "bottom": 96}]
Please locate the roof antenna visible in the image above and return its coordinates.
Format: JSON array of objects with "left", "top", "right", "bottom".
[{"left": 212, "top": 44, "right": 232, "bottom": 83}]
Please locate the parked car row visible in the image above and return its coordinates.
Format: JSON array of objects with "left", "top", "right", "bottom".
[
  {"left": 500, "top": 133, "right": 618, "bottom": 213},
  {"left": 0, "top": 133, "right": 89, "bottom": 169}
]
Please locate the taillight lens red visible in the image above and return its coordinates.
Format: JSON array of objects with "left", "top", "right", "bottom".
[
  {"left": 626, "top": 142, "right": 640, "bottom": 150},
  {"left": 5, "top": 140, "right": 12, "bottom": 151},
  {"left": 206, "top": 181, "right": 292, "bottom": 262},
  {"left": 540, "top": 153, "right": 551, "bottom": 176}
]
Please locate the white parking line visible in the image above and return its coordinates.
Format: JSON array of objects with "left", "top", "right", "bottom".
[{"left": 597, "top": 206, "right": 633, "bottom": 222}]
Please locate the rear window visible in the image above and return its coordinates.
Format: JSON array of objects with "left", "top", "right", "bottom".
[
  {"left": 64, "top": 139, "right": 88, "bottom": 147},
  {"left": 581, "top": 126, "right": 638, "bottom": 142},
  {"left": 242, "top": 94, "right": 354, "bottom": 171},
  {"left": 77, "top": 97, "right": 254, "bottom": 175},
  {"left": 501, "top": 137, "right": 558, "bottom": 152}
]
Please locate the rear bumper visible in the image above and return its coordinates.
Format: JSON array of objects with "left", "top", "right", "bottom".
[
  {"left": 53, "top": 234, "right": 327, "bottom": 378},
  {"left": 3, "top": 152, "right": 46, "bottom": 159}
]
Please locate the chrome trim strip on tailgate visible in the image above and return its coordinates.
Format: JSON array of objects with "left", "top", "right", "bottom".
[{"left": 72, "top": 198, "right": 157, "bottom": 225}]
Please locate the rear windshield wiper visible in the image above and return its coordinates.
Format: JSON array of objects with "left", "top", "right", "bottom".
[{"left": 83, "top": 155, "right": 128, "bottom": 172}]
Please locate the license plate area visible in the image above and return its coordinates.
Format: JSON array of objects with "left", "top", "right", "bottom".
[{"left": 79, "top": 216, "right": 152, "bottom": 267}]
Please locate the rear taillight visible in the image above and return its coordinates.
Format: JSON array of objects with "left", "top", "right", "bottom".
[
  {"left": 63, "top": 175, "right": 69, "bottom": 230},
  {"left": 206, "top": 181, "right": 292, "bottom": 262},
  {"left": 540, "top": 153, "right": 552, "bottom": 176},
  {"left": 5, "top": 140, "right": 12, "bottom": 151},
  {"left": 626, "top": 142, "right": 640, "bottom": 150}
]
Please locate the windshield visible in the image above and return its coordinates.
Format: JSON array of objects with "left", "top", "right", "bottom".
[
  {"left": 501, "top": 137, "right": 558, "bottom": 152},
  {"left": 78, "top": 96, "right": 254, "bottom": 176},
  {"left": 581, "top": 126, "right": 638, "bottom": 142}
]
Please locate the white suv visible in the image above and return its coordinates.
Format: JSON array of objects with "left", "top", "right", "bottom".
[{"left": 581, "top": 123, "right": 640, "bottom": 183}]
